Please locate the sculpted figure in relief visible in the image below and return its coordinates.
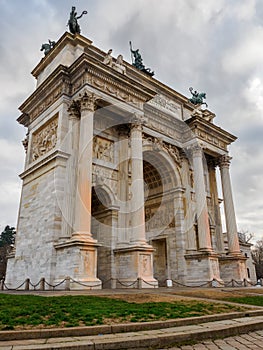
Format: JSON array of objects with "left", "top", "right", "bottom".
[
  {"left": 31, "top": 119, "right": 58, "bottom": 162},
  {"left": 93, "top": 136, "right": 114, "bottom": 162}
]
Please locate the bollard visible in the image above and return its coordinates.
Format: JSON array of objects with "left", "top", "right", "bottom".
[
  {"left": 25, "top": 278, "right": 30, "bottom": 290},
  {"left": 0, "top": 279, "right": 4, "bottom": 291},
  {"left": 231, "top": 279, "right": 235, "bottom": 287},
  {"left": 138, "top": 277, "right": 142, "bottom": 289},
  {"left": 40, "top": 277, "right": 45, "bottom": 291},
  {"left": 65, "top": 276, "right": 70, "bottom": 291},
  {"left": 166, "top": 279, "right": 173, "bottom": 288}
]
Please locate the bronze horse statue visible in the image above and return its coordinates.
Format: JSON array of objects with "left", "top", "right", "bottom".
[{"left": 189, "top": 87, "right": 208, "bottom": 107}]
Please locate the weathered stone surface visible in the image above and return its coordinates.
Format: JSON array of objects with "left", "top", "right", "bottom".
[{"left": 5, "top": 32, "right": 256, "bottom": 289}]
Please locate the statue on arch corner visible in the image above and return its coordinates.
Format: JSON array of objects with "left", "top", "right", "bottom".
[
  {"left": 67, "top": 6, "right": 88, "bottom": 35},
  {"left": 189, "top": 87, "right": 208, "bottom": 108}
]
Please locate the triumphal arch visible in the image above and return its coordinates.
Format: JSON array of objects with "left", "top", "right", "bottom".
[{"left": 6, "top": 30, "right": 249, "bottom": 289}]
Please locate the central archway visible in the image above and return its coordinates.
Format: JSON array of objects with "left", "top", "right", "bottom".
[{"left": 143, "top": 149, "right": 181, "bottom": 285}]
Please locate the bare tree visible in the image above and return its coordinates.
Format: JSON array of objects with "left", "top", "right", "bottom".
[
  {"left": 251, "top": 238, "right": 263, "bottom": 279},
  {"left": 238, "top": 229, "right": 254, "bottom": 244}
]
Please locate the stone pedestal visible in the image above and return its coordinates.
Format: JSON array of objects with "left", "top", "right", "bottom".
[
  {"left": 114, "top": 246, "right": 158, "bottom": 288},
  {"left": 185, "top": 252, "right": 224, "bottom": 287},
  {"left": 54, "top": 239, "right": 102, "bottom": 289},
  {"left": 219, "top": 255, "right": 247, "bottom": 284}
]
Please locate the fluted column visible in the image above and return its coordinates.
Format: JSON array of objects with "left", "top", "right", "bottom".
[
  {"left": 130, "top": 118, "right": 147, "bottom": 245},
  {"left": 219, "top": 155, "right": 240, "bottom": 255},
  {"left": 72, "top": 92, "right": 97, "bottom": 241},
  {"left": 61, "top": 101, "right": 80, "bottom": 239},
  {"left": 191, "top": 145, "right": 212, "bottom": 251}
]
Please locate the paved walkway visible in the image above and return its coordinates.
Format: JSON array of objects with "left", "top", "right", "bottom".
[
  {"left": 0, "top": 314, "right": 263, "bottom": 349},
  {"left": 159, "top": 331, "right": 263, "bottom": 349}
]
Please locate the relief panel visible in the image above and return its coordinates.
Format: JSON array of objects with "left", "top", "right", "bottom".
[{"left": 30, "top": 115, "right": 58, "bottom": 162}]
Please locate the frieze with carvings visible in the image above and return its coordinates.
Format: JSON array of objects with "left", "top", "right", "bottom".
[
  {"left": 143, "top": 135, "right": 182, "bottom": 167},
  {"left": 196, "top": 130, "right": 227, "bottom": 150},
  {"left": 31, "top": 117, "right": 58, "bottom": 162},
  {"left": 145, "top": 202, "right": 175, "bottom": 231},
  {"left": 29, "top": 84, "right": 65, "bottom": 122},
  {"left": 92, "top": 165, "right": 118, "bottom": 196},
  {"left": 93, "top": 136, "right": 114, "bottom": 163},
  {"left": 71, "top": 63, "right": 149, "bottom": 105}
]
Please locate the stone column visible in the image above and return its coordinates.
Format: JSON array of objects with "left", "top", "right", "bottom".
[
  {"left": 208, "top": 160, "right": 224, "bottom": 252},
  {"left": 219, "top": 155, "right": 240, "bottom": 255},
  {"left": 72, "top": 92, "right": 97, "bottom": 241},
  {"left": 114, "top": 116, "right": 157, "bottom": 288},
  {"left": 54, "top": 93, "right": 101, "bottom": 289},
  {"left": 130, "top": 119, "right": 147, "bottom": 246},
  {"left": 117, "top": 126, "right": 130, "bottom": 245},
  {"left": 174, "top": 188, "right": 187, "bottom": 282},
  {"left": 61, "top": 101, "right": 80, "bottom": 240},
  {"left": 192, "top": 145, "right": 212, "bottom": 251}
]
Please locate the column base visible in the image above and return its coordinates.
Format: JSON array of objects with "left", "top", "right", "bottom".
[
  {"left": 54, "top": 238, "right": 102, "bottom": 290},
  {"left": 219, "top": 254, "right": 247, "bottom": 284},
  {"left": 114, "top": 245, "right": 158, "bottom": 289},
  {"left": 185, "top": 251, "right": 224, "bottom": 287}
]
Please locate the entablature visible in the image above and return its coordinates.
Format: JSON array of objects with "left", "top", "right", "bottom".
[{"left": 185, "top": 115, "right": 237, "bottom": 152}]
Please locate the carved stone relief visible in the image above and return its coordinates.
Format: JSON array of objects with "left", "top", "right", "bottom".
[
  {"left": 31, "top": 117, "right": 58, "bottom": 162},
  {"left": 145, "top": 202, "right": 175, "bottom": 231},
  {"left": 143, "top": 135, "right": 182, "bottom": 167},
  {"left": 93, "top": 136, "right": 114, "bottom": 163}
]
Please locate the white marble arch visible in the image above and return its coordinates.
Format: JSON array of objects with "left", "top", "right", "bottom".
[{"left": 142, "top": 142, "right": 182, "bottom": 189}]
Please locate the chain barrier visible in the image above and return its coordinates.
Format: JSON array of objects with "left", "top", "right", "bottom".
[
  {"left": 2, "top": 279, "right": 27, "bottom": 291},
  {"left": 70, "top": 278, "right": 102, "bottom": 289},
  {"left": 44, "top": 278, "right": 68, "bottom": 290},
  {"left": 116, "top": 279, "right": 138, "bottom": 288},
  {"left": 141, "top": 278, "right": 158, "bottom": 288},
  {"left": 29, "top": 279, "right": 41, "bottom": 290},
  {"left": 0, "top": 276, "right": 261, "bottom": 291}
]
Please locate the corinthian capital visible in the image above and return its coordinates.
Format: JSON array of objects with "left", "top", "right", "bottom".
[
  {"left": 80, "top": 91, "right": 97, "bottom": 112},
  {"left": 130, "top": 113, "right": 147, "bottom": 131},
  {"left": 219, "top": 154, "right": 232, "bottom": 168},
  {"left": 68, "top": 100, "right": 80, "bottom": 120}
]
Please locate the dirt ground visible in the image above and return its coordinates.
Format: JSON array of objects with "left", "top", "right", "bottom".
[
  {"left": 7, "top": 286, "right": 263, "bottom": 304},
  {"left": 98, "top": 287, "right": 263, "bottom": 303}
]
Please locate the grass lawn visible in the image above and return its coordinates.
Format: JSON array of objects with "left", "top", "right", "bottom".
[
  {"left": 224, "top": 296, "right": 263, "bottom": 307},
  {"left": 0, "top": 294, "right": 243, "bottom": 330}
]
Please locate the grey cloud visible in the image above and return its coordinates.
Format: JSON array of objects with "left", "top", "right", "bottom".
[{"left": 1, "top": 0, "right": 263, "bottom": 240}]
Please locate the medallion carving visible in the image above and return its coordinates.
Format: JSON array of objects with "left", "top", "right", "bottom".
[{"left": 31, "top": 117, "right": 58, "bottom": 162}]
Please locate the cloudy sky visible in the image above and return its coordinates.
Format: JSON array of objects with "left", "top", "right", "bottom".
[{"left": 1, "top": 0, "right": 263, "bottom": 242}]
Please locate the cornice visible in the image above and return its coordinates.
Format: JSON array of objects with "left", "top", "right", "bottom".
[
  {"left": 31, "top": 32, "right": 93, "bottom": 79},
  {"left": 69, "top": 52, "right": 156, "bottom": 103},
  {"left": 18, "top": 65, "right": 70, "bottom": 125},
  {"left": 185, "top": 115, "right": 237, "bottom": 149}
]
